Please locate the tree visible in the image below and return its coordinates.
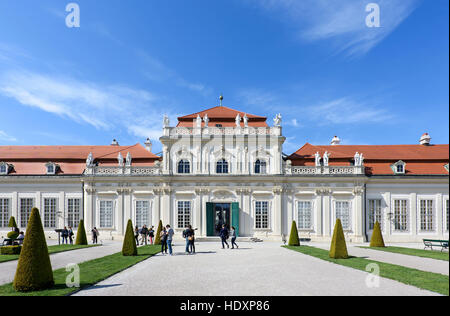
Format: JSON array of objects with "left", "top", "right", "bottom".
[
  {"left": 13, "top": 208, "right": 54, "bottom": 292},
  {"left": 154, "top": 220, "right": 163, "bottom": 245},
  {"left": 329, "top": 219, "right": 349, "bottom": 259},
  {"left": 8, "top": 216, "right": 17, "bottom": 229},
  {"left": 370, "top": 221, "right": 385, "bottom": 247},
  {"left": 75, "top": 219, "right": 88, "bottom": 245},
  {"left": 288, "top": 221, "right": 300, "bottom": 246},
  {"left": 122, "top": 219, "right": 138, "bottom": 256}
]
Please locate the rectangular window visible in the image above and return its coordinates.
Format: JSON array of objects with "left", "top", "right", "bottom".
[
  {"left": 335, "top": 201, "right": 351, "bottom": 230},
  {"left": 177, "top": 201, "right": 191, "bottom": 229},
  {"left": 419, "top": 200, "right": 434, "bottom": 232},
  {"left": 20, "top": 198, "right": 34, "bottom": 228},
  {"left": 368, "top": 199, "right": 382, "bottom": 230},
  {"left": 68, "top": 198, "right": 81, "bottom": 228},
  {"left": 99, "top": 200, "right": 114, "bottom": 228},
  {"left": 43, "top": 198, "right": 57, "bottom": 228},
  {"left": 393, "top": 199, "right": 409, "bottom": 232},
  {"left": 255, "top": 201, "right": 269, "bottom": 229},
  {"left": 0, "top": 198, "right": 10, "bottom": 228},
  {"left": 136, "top": 200, "right": 150, "bottom": 228},
  {"left": 298, "top": 201, "right": 312, "bottom": 230}
]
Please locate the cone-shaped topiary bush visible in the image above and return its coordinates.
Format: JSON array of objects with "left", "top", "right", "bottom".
[
  {"left": 329, "top": 219, "right": 348, "bottom": 259},
  {"left": 122, "top": 219, "right": 138, "bottom": 256},
  {"left": 13, "top": 208, "right": 54, "bottom": 292},
  {"left": 154, "top": 220, "right": 163, "bottom": 245},
  {"left": 75, "top": 219, "right": 88, "bottom": 245},
  {"left": 8, "top": 216, "right": 17, "bottom": 229},
  {"left": 288, "top": 221, "right": 300, "bottom": 246},
  {"left": 370, "top": 221, "right": 385, "bottom": 247}
]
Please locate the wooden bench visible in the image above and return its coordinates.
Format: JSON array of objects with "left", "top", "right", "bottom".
[{"left": 423, "top": 239, "right": 449, "bottom": 252}]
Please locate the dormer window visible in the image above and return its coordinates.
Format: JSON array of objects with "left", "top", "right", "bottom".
[
  {"left": 45, "top": 162, "right": 57, "bottom": 175},
  {"left": 254, "top": 159, "right": 267, "bottom": 174},
  {"left": 392, "top": 161, "right": 406, "bottom": 175},
  {"left": 0, "top": 162, "right": 9, "bottom": 175}
]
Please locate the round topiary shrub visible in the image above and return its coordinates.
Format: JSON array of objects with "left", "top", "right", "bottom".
[
  {"left": 288, "top": 221, "right": 300, "bottom": 246},
  {"left": 75, "top": 219, "right": 88, "bottom": 245},
  {"left": 7, "top": 231, "right": 19, "bottom": 240},
  {"left": 154, "top": 220, "right": 163, "bottom": 245},
  {"left": 13, "top": 207, "right": 54, "bottom": 292},
  {"left": 122, "top": 219, "right": 137, "bottom": 256}
]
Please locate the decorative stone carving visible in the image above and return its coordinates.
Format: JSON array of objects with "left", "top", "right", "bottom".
[
  {"left": 118, "top": 153, "right": 124, "bottom": 167},
  {"left": 243, "top": 114, "right": 249, "bottom": 127},
  {"left": 353, "top": 186, "right": 364, "bottom": 195},
  {"left": 125, "top": 152, "right": 132, "bottom": 167},
  {"left": 86, "top": 152, "right": 94, "bottom": 167},
  {"left": 204, "top": 114, "right": 209, "bottom": 127},
  {"left": 315, "top": 152, "right": 321, "bottom": 167},
  {"left": 323, "top": 151, "right": 330, "bottom": 167},
  {"left": 196, "top": 115, "right": 202, "bottom": 128},
  {"left": 235, "top": 114, "right": 241, "bottom": 127},
  {"left": 163, "top": 115, "right": 170, "bottom": 128},
  {"left": 273, "top": 114, "right": 282, "bottom": 127}
]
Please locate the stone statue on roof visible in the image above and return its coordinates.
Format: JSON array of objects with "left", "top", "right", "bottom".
[
  {"left": 243, "top": 114, "right": 249, "bottom": 128},
  {"left": 86, "top": 152, "right": 93, "bottom": 167},
  {"left": 163, "top": 115, "right": 170, "bottom": 128},
  {"left": 196, "top": 115, "right": 202, "bottom": 128},
  {"left": 204, "top": 114, "right": 209, "bottom": 127},
  {"left": 126, "top": 152, "right": 132, "bottom": 167},
  {"left": 354, "top": 152, "right": 360, "bottom": 166},
  {"left": 359, "top": 153, "right": 364, "bottom": 166},
  {"left": 323, "top": 151, "right": 330, "bottom": 167},
  {"left": 315, "top": 152, "right": 321, "bottom": 167},
  {"left": 274, "top": 114, "right": 282, "bottom": 127},
  {"left": 118, "top": 152, "right": 124, "bottom": 167},
  {"left": 235, "top": 113, "right": 241, "bottom": 127}
]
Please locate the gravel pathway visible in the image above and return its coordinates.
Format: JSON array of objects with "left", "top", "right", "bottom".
[{"left": 74, "top": 242, "right": 439, "bottom": 296}]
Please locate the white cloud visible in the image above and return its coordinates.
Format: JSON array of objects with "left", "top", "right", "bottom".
[
  {"left": 0, "top": 130, "right": 17, "bottom": 142},
  {"left": 253, "top": 0, "right": 420, "bottom": 56},
  {"left": 0, "top": 70, "right": 173, "bottom": 141}
]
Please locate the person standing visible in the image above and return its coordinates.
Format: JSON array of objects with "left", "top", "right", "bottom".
[
  {"left": 160, "top": 227, "right": 168, "bottom": 254},
  {"left": 91, "top": 227, "right": 99, "bottom": 244},
  {"left": 188, "top": 226, "right": 196, "bottom": 254},
  {"left": 166, "top": 224, "right": 174, "bottom": 255},
  {"left": 230, "top": 226, "right": 239, "bottom": 249},
  {"left": 62, "top": 226, "right": 69, "bottom": 244},
  {"left": 182, "top": 226, "right": 191, "bottom": 254},
  {"left": 148, "top": 226, "right": 155, "bottom": 245},
  {"left": 220, "top": 224, "right": 229, "bottom": 249},
  {"left": 134, "top": 226, "right": 140, "bottom": 245},
  {"left": 68, "top": 226, "right": 74, "bottom": 245},
  {"left": 140, "top": 225, "right": 148, "bottom": 245}
]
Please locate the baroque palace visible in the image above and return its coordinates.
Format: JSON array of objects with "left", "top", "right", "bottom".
[{"left": 0, "top": 104, "right": 448, "bottom": 243}]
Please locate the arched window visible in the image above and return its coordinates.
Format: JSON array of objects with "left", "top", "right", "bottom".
[
  {"left": 254, "top": 159, "right": 267, "bottom": 174},
  {"left": 216, "top": 159, "right": 229, "bottom": 174},
  {"left": 178, "top": 160, "right": 190, "bottom": 174}
]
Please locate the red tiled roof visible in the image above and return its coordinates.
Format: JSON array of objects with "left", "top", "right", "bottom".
[
  {"left": 0, "top": 144, "right": 160, "bottom": 175},
  {"left": 177, "top": 106, "right": 268, "bottom": 127},
  {"left": 288, "top": 143, "right": 449, "bottom": 175}
]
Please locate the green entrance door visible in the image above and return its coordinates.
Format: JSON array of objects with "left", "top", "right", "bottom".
[{"left": 206, "top": 202, "right": 239, "bottom": 236}]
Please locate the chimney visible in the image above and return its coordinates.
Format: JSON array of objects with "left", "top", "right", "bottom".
[
  {"left": 111, "top": 139, "right": 119, "bottom": 146},
  {"left": 420, "top": 133, "right": 431, "bottom": 146},
  {"left": 331, "top": 136, "right": 341, "bottom": 146},
  {"left": 144, "top": 138, "right": 152, "bottom": 152}
]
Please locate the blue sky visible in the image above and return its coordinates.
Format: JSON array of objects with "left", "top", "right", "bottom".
[{"left": 0, "top": 0, "right": 448, "bottom": 154}]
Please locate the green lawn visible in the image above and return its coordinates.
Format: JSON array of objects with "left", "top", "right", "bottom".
[
  {"left": 0, "top": 244, "right": 99, "bottom": 263},
  {"left": 359, "top": 246, "right": 449, "bottom": 261},
  {"left": 0, "top": 245, "right": 160, "bottom": 296},
  {"left": 284, "top": 245, "right": 449, "bottom": 296}
]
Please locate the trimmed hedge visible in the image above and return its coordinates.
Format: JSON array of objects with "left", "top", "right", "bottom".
[
  {"left": 122, "top": 219, "right": 137, "bottom": 256},
  {"left": 7, "top": 231, "right": 19, "bottom": 240},
  {"left": 75, "top": 219, "right": 88, "bottom": 245},
  {"left": 370, "top": 221, "right": 385, "bottom": 248},
  {"left": 8, "top": 216, "right": 17, "bottom": 228},
  {"left": 13, "top": 208, "right": 54, "bottom": 292},
  {"left": 288, "top": 221, "right": 300, "bottom": 246},
  {"left": 154, "top": 220, "right": 163, "bottom": 245},
  {"left": 329, "top": 219, "right": 348, "bottom": 259},
  {"left": 1, "top": 246, "right": 22, "bottom": 255}
]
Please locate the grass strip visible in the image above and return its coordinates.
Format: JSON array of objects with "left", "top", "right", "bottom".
[
  {"left": 359, "top": 246, "right": 449, "bottom": 262},
  {"left": 0, "top": 244, "right": 100, "bottom": 263},
  {"left": 0, "top": 245, "right": 160, "bottom": 296},
  {"left": 284, "top": 245, "right": 449, "bottom": 296}
]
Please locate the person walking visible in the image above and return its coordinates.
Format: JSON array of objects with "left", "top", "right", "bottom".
[
  {"left": 68, "top": 226, "right": 74, "bottom": 245},
  {"left": 160, "top": 227, "right": 168, "bottom": 254},
  {"left": 230, "top": 226, "right": 239, "bottom": 249},
  {"left": 62, "top": 226, "right": 69, "bottom": 244},
  {"left": 148, "top": 226, "right": 155, "bottom": 245},
  {"left": 140, "top": 225, "right": 148, "bottom": 245},
  {"left": 220, "top": 224, "right": 229, "bottom": 249},
  {"left": 166, "top": 224, "right": 174, "bottom": 255},
  {"left": 91, "top": 227, "right": 99, "bottom": 244},
  {"left": 134, "top": 226, "right": 140, "bottom": 245}
]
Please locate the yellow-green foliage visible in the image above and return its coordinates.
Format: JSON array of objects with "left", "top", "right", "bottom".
[
  {"left": 370, "top": 221, "right": 385, "bottom": 247},
  {"left": 329, "top": 219, "right": 349, "bottom": 259},
  {"left": 13, "top": 208, "right": 54, "bottom": 292},
  {"left": 8, "top": 216, "right": 17, "bottom": 228},
  {"left": 288, "top": 221, "right": 300, "bottom": 246},
  {"left": 75, "top": 219, "right": 88, "bottom": 245},
  {"left": 154, "top": 220, "right": 163, "bottom": 245},
  {"left": 7, "top": 231, "right": 19, "bottom": 240},
  {"left": 122, "top": 220, "right": 138, "bottom": 256},
  {"left": 1, "top": 246, "right": 21, "bottom": 255}
]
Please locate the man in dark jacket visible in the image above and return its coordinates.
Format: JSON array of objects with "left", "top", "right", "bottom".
[{"left": 219, "top": 225, "right": 229, "bottom": 249}]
